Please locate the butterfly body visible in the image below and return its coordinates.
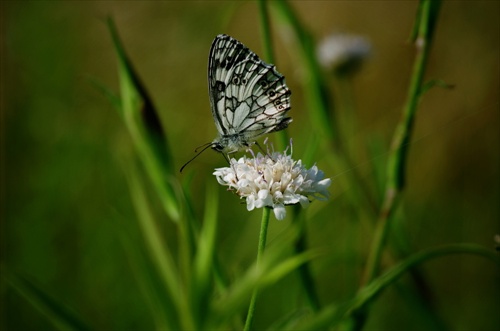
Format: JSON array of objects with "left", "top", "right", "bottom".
[{"left": 209, "top": 34, "right": 292, "bottom": 156}]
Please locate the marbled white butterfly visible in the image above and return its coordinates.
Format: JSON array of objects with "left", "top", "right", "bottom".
[{"left": 181, "top": 34, "right": 292, "bottom": 171}]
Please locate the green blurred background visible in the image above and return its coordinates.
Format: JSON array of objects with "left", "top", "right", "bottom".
[{"left": 2, "top": 1, "right": 499, "bottom": 330}]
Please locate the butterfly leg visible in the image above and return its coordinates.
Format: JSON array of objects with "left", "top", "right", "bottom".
[
  {"left": 222, "top": 152, "right": 231, "bottom": 165},
  {"left": 255, "top": 141, "right": 271, "bottom": 157},
  {"left": 224, "top": 151, "right": 241, "bottom": 182}
]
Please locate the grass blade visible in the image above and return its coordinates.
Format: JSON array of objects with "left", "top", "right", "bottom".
[
  {"left": 116, "top": 227, "right": 180, "bottom": 330},
  {"left": 7, "top": 272, "right": 91, "bottom": 331},
  {"left": 124, "top": 163, "right": 181, "bottom": 318},
  {"left": 297, "top": 243, "right": 499, "bottom": 330},
  {"left": 212, "top": 242, "right": 322, "bottom": 325},
  {"left": 191, "top": 183, "right": 219, "bottom": 328},
  {"left": 107, "top": 17, "right": 180, "bottom": 222},
  {"left": 87, "top": 75, "right": 122, "bottom": 113}
]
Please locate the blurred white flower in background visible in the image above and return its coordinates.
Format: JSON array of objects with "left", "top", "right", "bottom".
[
  {"left": 213, "top": 142, "right": 331, "bottom": 220},
  {"left": 317, "top": 33, "right": 371, "bottom": 74}
]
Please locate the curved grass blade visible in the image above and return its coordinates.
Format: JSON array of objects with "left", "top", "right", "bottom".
[
  {"left": 124, "top": 163, "right": 182, "bottom": 319},
  {"left": 87, "top": 75, "right": 122, "bottom": 113},
  {"left": 116, "top": 226, "right": 179, "bottom": 330},
  {"left": 211, "top": 242, "right": 323, "bottom": 326},
  {"left": 107, "top": 17, "right": 180, "bottom": 222},
  {"left": 296, "top": 244, "right": 500, "bottom": 330},
  {"left": 6, "top": 272, "right": 91, "bottom": 331},
  {"left": 191, "top": 183, "right": 219, "bottom": 328}
]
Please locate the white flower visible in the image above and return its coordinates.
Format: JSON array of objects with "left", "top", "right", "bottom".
[
  {"left": 213, "top": 143, "right": 331, "bottom": 220},
  {"left": 317, "top": 33, "right": 371, "bottom": 74}
]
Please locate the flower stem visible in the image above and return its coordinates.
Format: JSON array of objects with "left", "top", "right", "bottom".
[
  {"left": 293, "top": 206, "right": 320, "bottom": 312},
  {"left": 258, "top": 0, "right": 289, "bottom": 151},
  {"left": 258, "top": 0, "right": 274, "bottom": 65},
  {"left": 244, "top": 207, "right": 271, "bottom": 331},
  {"left": 361, "top": 0, "right": 441, "bottom": 286}
]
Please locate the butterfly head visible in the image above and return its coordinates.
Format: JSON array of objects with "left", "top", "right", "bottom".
[{"left": 211, "top": 134, "right": 253, "bottom": 155}]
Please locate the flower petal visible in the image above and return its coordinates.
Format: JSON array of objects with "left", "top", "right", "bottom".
[
  {"left": 247, "top": 195, "right": 256, "bottom": 211},
  {"left": 273, "top": 204, "right": 286, "bottom": 220}
]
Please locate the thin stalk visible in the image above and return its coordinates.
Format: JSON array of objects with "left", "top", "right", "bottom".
[
  {"left": 259, "top": 1, "right": 317, "bottom": 312},
  {"left": 294, "top": 236, "right": 320, "bottom": 312},
  {"left": 362, "top": 0, "right": 441, "bottom": 286},
  {"left": 292, "top": 206, "right": 320, "bottom": 312},
  {"left": 334, "top": 75, "right": 358, "bottom": 161},
  {"left": 273, "top": 0, "right": 335, "bottom": 143},
  {"left": 258, "top": 0, "right": 274, "bottom": 64},
  {"left": 272, "top": 0, "right": 378, "bottom": 220},
  {"left": 244, "top": 207, "right": 271, "bottom": 331},
  {"left": 258, "top": 0, "right": 289, "bottom": 151}
]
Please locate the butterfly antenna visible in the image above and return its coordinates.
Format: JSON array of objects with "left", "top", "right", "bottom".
[
  {"left": 180, "top": 143, "right": 215, "bottom": 173},
  {"left": 195, "top": 141, "right": 214, "bottom": 153}
]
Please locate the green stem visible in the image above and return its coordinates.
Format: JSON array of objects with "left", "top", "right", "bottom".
[
  {"left": 295, "top": 234, "right": 320, "bottom": 312},
  {"left": 258, "top": 0, "right": 289, "bottom": 151},
  {"left": 258, "top": 0, "right": 274, "bottom": 64},
  {"left": 272, "top": 0, "right": 378, "bottom": 221},
  {"left": 244, "top": 207, "right": 271, "bottom": 331},
  {"left": 362, "top": 0, "right": 441, "bottom": 286},
  {"left": 273, "top": 0, "right": 336, "bottom": 144},
  {"left": 293, "top": 206, "right": 320, "bottom": 312},
  {"left": 334, "top": 76, "right": 358, "bottom": 160}
]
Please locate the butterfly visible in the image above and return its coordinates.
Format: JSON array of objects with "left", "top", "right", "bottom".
[{"left": 181, "top": 34, "right": 292, "bottom": 172}]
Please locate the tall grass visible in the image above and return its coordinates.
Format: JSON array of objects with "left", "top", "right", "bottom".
[{"left": 5, "top": 0, "right": 499, "bottom": 330}]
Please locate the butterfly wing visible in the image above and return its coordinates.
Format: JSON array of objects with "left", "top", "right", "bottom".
[{"left": 208, "top": 34, "right": 292, "bottom": 140}]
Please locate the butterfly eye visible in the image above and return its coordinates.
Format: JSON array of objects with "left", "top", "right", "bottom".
[
  {"left": 211, "top": 143, "right": 224, "bottom": 152},
  {"left": 260, "top": 80, "right": 269, "bottom": 89},
  {"left": 267, "top": 90, "right": 276, "bottom": 98},
  {"left": 232, "top": 76, "right": 240, "bottom": 85},
  {"left": 242, "top": 78, "right": 247, "bottom": 85}
]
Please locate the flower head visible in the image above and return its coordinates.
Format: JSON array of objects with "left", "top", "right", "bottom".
[
  {"left": 317, "top": 33, "right": 371, "bottom": 75},
  {"left": 213, "top": 142, "right": 331, "bottom": 220}
]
